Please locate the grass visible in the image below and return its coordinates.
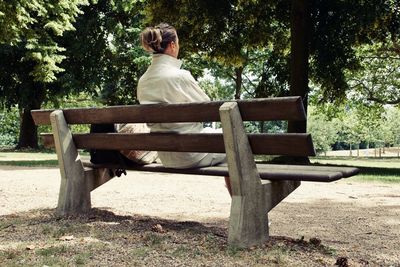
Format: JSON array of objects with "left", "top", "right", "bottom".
[
  {"left": 0, "top": 160, "right": 59, "bottom": 167},
  {"left": 0, "top": 149, "right": 89, "bottom": 167},
  {"left": 311, "top": 156, "right": 400, "bottom": 183},
  {"left": 0, "top": 209, "right": 341, "bottom": 266}
]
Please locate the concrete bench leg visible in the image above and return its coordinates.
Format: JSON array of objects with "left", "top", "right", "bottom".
[
  {"left": 219, "top": 102, "right": 299, "bottom": 248},
  {"left": 263, "top": 180, "right": 300, "bottom": 213},
  {"left": 220, "top": 102, "right": 268, "bottom": 247},
  {"left": 50, "top": 110, "right": 92, "bottom": 215}
]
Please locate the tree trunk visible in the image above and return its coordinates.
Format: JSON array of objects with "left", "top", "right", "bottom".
[
  {"left": 288, "top": 0, "right": 311, "bottom": 134},
  {"left": 16, "top": 101, "right": 42, "bottom": 149},
  {"left": 259, "top": 121, "right": 265, "bottom": 133},
  {"left": 234, "top": 67, "right": 243, "bottom": 100}
]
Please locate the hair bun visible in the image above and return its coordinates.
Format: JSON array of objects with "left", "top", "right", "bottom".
[
  {"left": 140, "top": 23, "right": 177, "bottom": 54},
  {"left": 140, "top": 27, "right": 164, "bottom": 53}
]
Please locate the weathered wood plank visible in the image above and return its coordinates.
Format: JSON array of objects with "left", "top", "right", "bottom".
[
  {"left": 41, "top": 132, "right": 316, "bottom": 156},
  {"left": 31, "top": 97, "right": 306, "bottom": 125},
  {"left": 256, "top": 163, "right": 359, "bottom": 178},
  {"left": 83, "top": 162, "right": 350, "bottom": 182}
]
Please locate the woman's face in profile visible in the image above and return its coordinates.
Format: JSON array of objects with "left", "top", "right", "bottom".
[{"left": 171, "top": 32, "right": 180, "bottom": 58}]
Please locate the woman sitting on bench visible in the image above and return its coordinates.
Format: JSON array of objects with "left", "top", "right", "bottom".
[{"left": 137, "top": 23, "right": 232, "bottom": 195}]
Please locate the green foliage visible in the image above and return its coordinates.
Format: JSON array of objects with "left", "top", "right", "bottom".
[
  {"left": 307, "top": 106, "right": 338, "bottom": 154},
  {"left": 310, "top": 0, "right": 400, "bottom": 102},
  {"left": 309, "top": 101, "right": 400, "bottom": 153},
  {"left": 0, "top": 0, "right": 91, "bottom": 148},
  {"left": 54, "top": 0, "right": 149, "bottom": 105},
  {"left": 0, "top": 107, "right": 20, "bottom": 147},
  {"left": 0, "top": 0, "right": 148, "bottom": 148},
  {"left": 346, "top": 41, "right": 400, "bottom": 105},
  {"left": 0, "top": 0, "right": 89, "bottom": 83},
  {"left": 198, "top": 75, "right": 235, "bottom": 101},
  {"left": 144, "top": 0, "right": 286, "bottom": 99},
  {"left": 39, "top": 93, "right": 100, "bottom": 134},
  {"left": 385, "top": 107, "right": 400, "bottom": 145},
  {"left": 144, "top": 0, "right": 399, "bottom": 103}
]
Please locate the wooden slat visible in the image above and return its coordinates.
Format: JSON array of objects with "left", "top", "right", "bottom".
[
  {"left": 83, "top": 162, "right": 350, "bottom": 182},
  {"left": 31, "top": 97, "right": 306, "bottom": 125},
  {"left": 256, "top": 164, "right": 360, "bottom": 178},
  {"left": 41, "top": 132, "right": 316, "bottom": 156}
]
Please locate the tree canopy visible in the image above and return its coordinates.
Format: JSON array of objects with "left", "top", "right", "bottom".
[
  {"left": 144, "top": 0, "right": 399, "bottom": 103},
  {"left": 346, "top": 41, "right": 400, "bottom": 105},
  {"left": 0, "top": 0, "right": 399, "bottom": 149},
  {"left": 0, "top": 0, "right": 147, "bottom": 148},
  {"left": 0, "top": 0, "right": 89, "bottom": 82}
]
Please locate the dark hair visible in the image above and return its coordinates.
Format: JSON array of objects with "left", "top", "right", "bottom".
[{"left": 140, "top": 23, "right": 177, "bottom": 54}]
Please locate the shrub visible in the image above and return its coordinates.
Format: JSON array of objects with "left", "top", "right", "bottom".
[{"left": 0, "top": 107, "right": 20, "bottom": 148}]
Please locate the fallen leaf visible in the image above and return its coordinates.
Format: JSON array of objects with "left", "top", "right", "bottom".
[
  {"left": 26, "top": 245, "right": 35, "bottom": 250},
  {"left": 151, "top": 224, "right": 166, "bottom": 233},
  {"left": 58, "top": 235, "right": 74, "bottom": 241}
]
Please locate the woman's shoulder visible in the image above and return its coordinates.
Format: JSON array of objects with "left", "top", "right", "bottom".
[
  {"left": 157, "top": 68, "right": 193, "bottom": 84},
  {"left": 175, "top": 69, "right": 196, "bottom": 82}
]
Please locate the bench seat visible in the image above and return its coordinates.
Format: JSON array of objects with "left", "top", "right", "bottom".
[{"left": 84, "top": 162, "right": 359, "bottom": 182}]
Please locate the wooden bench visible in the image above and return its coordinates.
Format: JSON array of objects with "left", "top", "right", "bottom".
[{"left": 31, "top": 96, "right": 359, "bottom": 248}]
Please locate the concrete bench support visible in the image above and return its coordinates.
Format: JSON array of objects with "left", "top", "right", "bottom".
[
  {"left": 219, "top": 102, "right": 299, "bottom": 247},
  {"left": 50, "top": 110, "right": 114, "bottom": 215}
]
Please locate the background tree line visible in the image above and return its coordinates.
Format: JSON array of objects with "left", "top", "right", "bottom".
[{"left": 0, "top": 0, "right": 399, "bottom": 149}]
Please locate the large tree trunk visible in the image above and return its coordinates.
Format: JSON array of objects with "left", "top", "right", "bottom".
[
  {"left": 16, "top": 94, "right": 44, "bottom": 149},
  {"left": 284, "top": 0, "right": 311, "bottom": 164},
  {"left": 17, "top": 105, "right": 40, "bottom": 149},
  {"left": 288, "top": 0, "right": 311, "bottom": 134}
]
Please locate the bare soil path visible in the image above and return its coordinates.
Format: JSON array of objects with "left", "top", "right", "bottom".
[{"left": 0, "top": 166, "right": 399, "bottom": 266}]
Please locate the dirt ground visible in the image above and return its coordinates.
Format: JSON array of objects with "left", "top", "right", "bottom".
[{"left": 0, "top": 165, "right": 399, "bottom": 266}]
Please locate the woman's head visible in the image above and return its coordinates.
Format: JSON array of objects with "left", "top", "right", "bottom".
[{"left": 140, "top": 23, "right": 179, "bottom": 58}]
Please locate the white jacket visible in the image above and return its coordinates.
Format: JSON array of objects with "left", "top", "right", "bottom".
[{"left": 137, "top": 54, "right": 210, "bottom": 168}]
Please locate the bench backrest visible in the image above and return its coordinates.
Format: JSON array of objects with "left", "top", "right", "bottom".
[{"left": 31, "top": 97, "right": 316, "bottom": 157}]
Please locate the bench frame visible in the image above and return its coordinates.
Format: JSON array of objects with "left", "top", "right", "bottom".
[{"left": 32, "top": 97, "right": 358, "bottom": 248}]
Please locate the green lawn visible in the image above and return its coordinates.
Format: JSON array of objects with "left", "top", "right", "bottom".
[
  {"left": 311, "top": 156, "right": 400, "bottom": 183},
  {"left": 0, "top": 150, "right": 87, "bottom": 167}
]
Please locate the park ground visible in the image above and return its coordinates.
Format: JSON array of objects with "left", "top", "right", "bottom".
[{"left": 0, "top": 151, "right": 399, "bottom": 266}]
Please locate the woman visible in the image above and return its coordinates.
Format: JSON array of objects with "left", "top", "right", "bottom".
[{"left": 138, "top": 23, "right": 231, "bottom": 195}]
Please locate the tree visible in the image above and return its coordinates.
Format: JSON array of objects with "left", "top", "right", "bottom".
[
  {"left": 288, "top": 0, "right": 311, "bottom": 134},
  {"left": 385, "top": 107, "right": 400, "bottom": 157},
  {"left": 144, "top": 0, "right": 399, "bottom": 111},
  {"left": 307, "top": 106, "right": 338, "bottom": 155},
  {"left": 55, "top": 0, "right": 149, "bottom": 106},
  {"left": 143, "top": 0, "right": 286, "bottom": 100},
  {"left": 0, "top": 0, "right": 89, "bottom": 148},
  {"left": 346, "top": 42, "right": 400, "bottom": 105},
  {"left": 0, "top": 0, "right": 89, "bottom": 82},
  {"left": 0, "top": 0, "right": 148, "bottom": 148}
]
